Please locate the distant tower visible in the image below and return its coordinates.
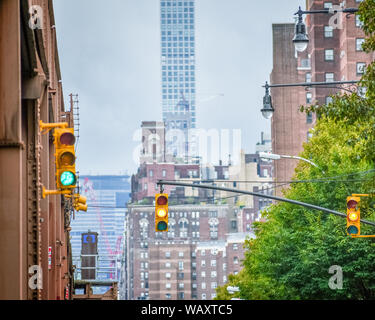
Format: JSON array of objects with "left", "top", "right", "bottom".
[
  {"left": 140, "top": 121, "right": 166, "bottom": 164},
  {"left": 160, "top": 0, "right": 196, "bottom": 160}
]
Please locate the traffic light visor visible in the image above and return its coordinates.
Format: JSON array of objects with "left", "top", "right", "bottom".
[
  {"left": 157, "top": 221, "right": 168, "bottom": 231},
  {"left": 157, "top": 195, "right": 168, "bottom": 205},
  {"left": 348, "top": 212, "right": 359, "bottom": 222},
  {"left": 60, "top": 171, "right": 76, "bottom": 186},
  {"left": 59, "top": 132, "right": 76, "bottom": 146},
  {"left": 347, "top": 225, "right": 359, "bottom": 235},
  {"left": 59, "top": 151, "right": 76, "bottom": 166},
  {"left": 347, "top": 199, "right": 358, "bottom": 209},
  {"left": 156, "top": 208, "right": 167, "bottom": 218}
]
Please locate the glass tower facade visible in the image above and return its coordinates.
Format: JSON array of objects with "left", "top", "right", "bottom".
[
  {"left": 160, "top": 0, "right": 196, "bottom": 158},
  {"left": 70, "top": 175, "right": 130, "bottom": 293}
]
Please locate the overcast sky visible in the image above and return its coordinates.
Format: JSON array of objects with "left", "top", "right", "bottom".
[{"left": 53, "top": 0, "right": 304, "bottom": 176}]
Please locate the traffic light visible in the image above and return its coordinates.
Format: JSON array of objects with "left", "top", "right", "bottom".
[
  {"left": 54, "top": 128, "right": 76, "bottom": 190},
  {"left": 74, "top": 194, "right": 88, "bottom": 212},
  {"left": 155, "top": 193, "right": 168, "bottom": 232},
  {"left": 347, "top": 196, "right": 361, "bottom": 236}
]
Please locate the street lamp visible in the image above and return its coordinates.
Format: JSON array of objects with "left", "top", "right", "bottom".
[
  {"left": 260, "top": 80, "right": 359, "bottom": 120},
  {"left": 293, "top": 5, "right": 359, "bottom": 53},
  {"left": 259, "top": 152, "right": 323, "bottom": 172},
  {"left": 261, "top": 82, "right": 274, "bottom": 119},
  {"left": 293, "top": 8, "right": 309, "bottom": 52}
]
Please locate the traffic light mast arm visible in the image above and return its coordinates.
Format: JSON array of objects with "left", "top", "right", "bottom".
[
  {"left": 42, "top": 186, "right": 72, "bottom": 199},
  {"left": 157, "top": 180, "right": 375, "bottom": 229},
  {"left": 39, "top": 120, "right": 69, "bottom": 134}
]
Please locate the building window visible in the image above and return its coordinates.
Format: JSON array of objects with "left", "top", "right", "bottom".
[
  {"left": 307, "top": 112, "right": 313, "bottom": 124},
  {"left": 201, "top": 282, "right": 206, "bottom": 290},
  {"left": 306, "top": 92, "right": 312, "bottom": 104},
  {"left": 165, "top": 251, "right": 171, "bottom": 258},
  {"left": 307, "top": 131, "right": 314, "bottom": 142},
  {"left": 149, "top": 170, "right": 153, "bottom": 177},
  {"left": 357, "top": 62, "right": 366, "bottom": 75},
  {"left": 166, "top": 272, "right": 171, "bottom": 279},
  {"left": 305, "top": 72, "right": 312, "bottom": 83},
  {"left": 166, "top": 283, "right": 171, "bottom": 289},
  {"left": 326, "top": 96, "right": 333, "bottom": 105},
  {"left": 356, "top": 15, "right": 363, "bottom": 28},
  {"left": 211, "top": 271, "right": 217, "bottom": 278},
  {"left": 233, "top": 257, "right": 239, "bottom": 265},
  {"left": 178, "top": 261, "right": 184, "bottom": 271},
  {"left": 201, "top": 260, "right": 206, "bottom": 267},
  {"left": 178, "top": 283, "right": 184, "bottom": 289},
  {"left": 166, "top": 294, "right": 171, "bottom": 299},
  {"left": 211, "top": 282, "right": 217, "bottom": 289},
  {"left": 324, "top": 2, "right": 333, "bottom": 8},
  {"left": 356, "top": 38, "right": 365, "bottom": 51},
  {"left": 162, "top": 169, "right": 167, "bottom": 177},
  {"left": 211, "top": 260, "right": 217, "bottom": 267},
  {"left": 325, "top": 49, "right": 334, "bottom": 61},
  {"left": 201, "top": 271, "right": 206, "bottom": 278},
  {"left": 325, "top": 73, "right": 334, "bottom": 82},
  {"left": 324, "top": 26, "right": 333, "bottom": 37},
  {"left": 201, "top": 293, "right": 206, "bottom": 300},
  {"left": 178, "top": 251, "right": 184, "bottom": 257}
]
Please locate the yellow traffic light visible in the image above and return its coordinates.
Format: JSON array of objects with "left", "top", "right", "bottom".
[
  {"left": 347, "top": 196, "right": 360, "bottom": 236},
  {"left": 155, "top": 193, "right": 168, "bottom": 232},
  {"left": 54, "top": 128, "right": 76, "bottom": 190},
  {"left": 74, "top": 194, "right": 88, "bottom": 212}
]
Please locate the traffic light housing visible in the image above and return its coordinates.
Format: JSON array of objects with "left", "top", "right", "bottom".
[
  {"left": 74, "top": 194, "right": 88, "bottom": 212},
  {"left": 347, "top": 196, "right": 361, "bottom": 236},
  {"left": 155, "top": 193, "right": 168, "bottom": 232},
  {"left": 54, "top": 128, "right": 76, "bottom": 190}
]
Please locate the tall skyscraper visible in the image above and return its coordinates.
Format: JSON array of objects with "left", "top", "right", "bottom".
[{"left": 160, "top": 0, "right": 196, "bottom": 159}]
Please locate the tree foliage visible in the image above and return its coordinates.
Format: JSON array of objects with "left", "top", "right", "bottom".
[{"left": 216, "top": 0, "right": 375, "bottom": 300}]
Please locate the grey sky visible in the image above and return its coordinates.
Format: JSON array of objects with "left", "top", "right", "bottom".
[{"left": 53, "top": 0, "right": 305, "bottom": 175}]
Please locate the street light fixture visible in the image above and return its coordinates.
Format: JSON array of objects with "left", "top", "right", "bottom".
[
  {"left": 293, "top": 8, "right": 309, "bottom": 52},
  {"left": 261, "top": 82, "right": 274, "bottom": 119},
  {"left": 259, "top": 152, "right": 323, "bottom": 172},
  {"left": 260, "top": 80, "right": 359, "bottom": 120},
  {"left": 293, "top": 5, "right": 359, "bottom": 52}
]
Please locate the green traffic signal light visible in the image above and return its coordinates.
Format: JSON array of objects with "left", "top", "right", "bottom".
[
  {"left": 157, "top": 221, "right": 168, "bottom": 231},
  {"left": 60, "top": 171, "right": 76, "bottom": 186}
]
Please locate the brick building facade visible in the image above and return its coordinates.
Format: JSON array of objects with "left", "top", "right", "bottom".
[{"left": 271, "top": 0, "right": 374, "bottom": 195}]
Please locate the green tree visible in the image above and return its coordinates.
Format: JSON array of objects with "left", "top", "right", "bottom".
[{"left": 216, "top": 0, "right": 375, "bottom": 300}]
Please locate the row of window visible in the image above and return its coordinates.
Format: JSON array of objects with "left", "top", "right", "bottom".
[
  {"left": 161, "top": 13, "right": 194, "bottom": 19},
  {"left": 161, "top": 30, "right": 194, "bottom": 36},
  {"left": 161, "top": 2, "right": 194, "bottom": 8},
  {"left": 162, "top": 65, "right": 195, "bottom": 70},
  {"left": 161, "top": 19, "right": 194, "bottom": 25}
]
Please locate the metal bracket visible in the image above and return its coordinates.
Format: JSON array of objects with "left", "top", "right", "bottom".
[
  {"left": 39, "top": 120, "right": 68, "bottom": 135},
  {"left": 42, "top": 186, "right": 72, "bottom": 199}
]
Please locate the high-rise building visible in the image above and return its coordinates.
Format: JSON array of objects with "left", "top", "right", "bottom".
[
  {"left": 122, "top": 203, "right": 253, "bottom": 300},
  {"left": 270, "top": 0, "right": 374, "bottom": 195},
  {"left": 70, "top": 175, "right": 131, "bottom": 293},
  {"left": 160, "top": 0, "right": 196, "bottom": 158}
]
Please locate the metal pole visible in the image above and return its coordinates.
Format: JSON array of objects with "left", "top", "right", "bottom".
[
  {"left": 157, "top": 180, "right": 375, "bottom": 228},
  {"left": 263, "top": 80, "right": 359, "bottom": 89}
]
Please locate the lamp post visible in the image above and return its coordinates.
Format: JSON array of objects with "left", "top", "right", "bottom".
[
  {"left": 260, "top": 80, "right": 359, "bottom": 119},
  {"left": 293, "top": 5, "right": 359, "bottom": 52}
]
